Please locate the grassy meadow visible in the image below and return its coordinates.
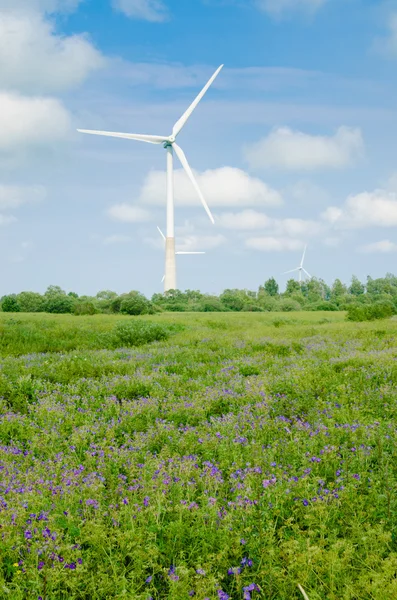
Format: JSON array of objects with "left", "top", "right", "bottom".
[{"left": 0, "top": 311, "right": 397, "bottom": 599}]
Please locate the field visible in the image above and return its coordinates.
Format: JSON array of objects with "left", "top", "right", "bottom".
[{"left": 0, "top": 311, "right": 397, "bottom": 599}]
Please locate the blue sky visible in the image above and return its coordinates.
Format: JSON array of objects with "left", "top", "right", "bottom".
[{"left": 1, "top": 0, "right": 397, "bottom": 296}]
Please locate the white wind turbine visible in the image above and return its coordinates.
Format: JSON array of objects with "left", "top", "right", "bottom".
[
  {"left": 283, "top": 245, "right": 312, "bottom": 283},
  {"left": 157, "top": 226, "right": 205, "bottom": 284},
  {"left": 77, "top": 65, "right": 224, "bottom": 292}
]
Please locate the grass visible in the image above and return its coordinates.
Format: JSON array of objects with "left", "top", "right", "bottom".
[{"left": 0, "top": 311, "right": 396, "bottom": 599}]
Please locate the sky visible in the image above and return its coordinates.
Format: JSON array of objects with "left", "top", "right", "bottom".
[{"left": 2, "top": 0, "right": 397, "bottom": 296}]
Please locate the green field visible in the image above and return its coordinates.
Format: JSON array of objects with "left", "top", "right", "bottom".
[{"left": 0, "top": 312, "right": 396, "bottom": 599}]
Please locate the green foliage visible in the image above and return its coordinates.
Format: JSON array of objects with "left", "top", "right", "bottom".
[
  {"left": 219, "top": 289, "right": 246, "bottom": 311},
  {"left": 277, "top": 298, "right": 302, "bottom": 312},
  {"left": 346, "top": 300, "right": 395, "bottom": 322},
  {"left": 0, "top": 312, "right": 397, "bottom": 598},
  {"left": 305, "top": 301, "right": 338, "bottom": 311},
  {"left": 74, "top": 301, "right": 97, "bottom": 316},
  {"left": 120, "top": 291, "right": 152, "bottom": 316},
  {"left": 264, "top": 276, "right": 279, "bottom": 296},
  {"left": 17, "top": 291, "right": 45, "bottom": 312},
  {"left": 1, "top": 295, "right": 21, "bottom": 312},
  {"left": 45, "top": 295, "right": 75, "bottom": 314},
  {"left": 112, "top": 319, "right": 171, "bottom": 346}
]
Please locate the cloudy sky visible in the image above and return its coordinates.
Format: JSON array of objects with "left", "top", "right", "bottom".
[{"left": 1, "top": 0, "right": 397, "bottom": 296}]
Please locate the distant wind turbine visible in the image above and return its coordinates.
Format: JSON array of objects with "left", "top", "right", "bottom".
[
  {"left": 77, "top": 65, "right": 224, "bottom": 292},
  {"left": 157, "top": 226, "right": 205, "bottom": 284},
  {"left": 283, "top": 245, "right": 312, "bottom": 283}
]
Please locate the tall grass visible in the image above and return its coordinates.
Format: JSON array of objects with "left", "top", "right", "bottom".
[{"left": 0, "top": 312, "right": 396, "bottom": 599}]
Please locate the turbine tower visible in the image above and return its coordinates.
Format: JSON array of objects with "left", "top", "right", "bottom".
[
  {"left": 283, "top": 245, "right": 312, "bottom": 283},
  {"left": 77, "top": 65, "right": 223, "bottom": 292},
  {"left": 157, "top": 226, "right": 205, "bottom": 284}
]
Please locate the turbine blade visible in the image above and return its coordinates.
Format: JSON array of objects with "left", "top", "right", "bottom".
[
  {"left": 173, "top": 143, "right": 214, "bottom": 224},
  {"left": 303, "top": 269, "right": 312, "bottom": 279},
  {"left": 172, "top": 65, "right": 224, "bottom": 137},
  {"left": 157, "top": 226, "right": 166, "bottom": 241},
  {"left": 161, "top": 275, "right": 165, "bottom": 283},
  {"left": 300, "top": 244, "right": 307, "bottom": 268},
  {"left": 77, "top": 130, "right": 166, "bottom": 145},
  {"left": 283, "top": 268, "right": 299, "bottom": 275},
  {"left": 176, "top": 251, "right": 205, "bottom": 255}
]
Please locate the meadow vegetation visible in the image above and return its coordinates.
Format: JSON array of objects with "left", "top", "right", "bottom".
[{"left": 0, "top": 311, "right": 396, "bottom": 599}]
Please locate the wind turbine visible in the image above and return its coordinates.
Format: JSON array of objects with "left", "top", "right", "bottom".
[
  {"left": 77, "top": 65, "right": 224, "bottom": 292},
  {"left": 156, "top": 226, "right": 205, "bottom": 284},
  {"left": 283, "top": 245, "right": 312, "bottom": 283}
]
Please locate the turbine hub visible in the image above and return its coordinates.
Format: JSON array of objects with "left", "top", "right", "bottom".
[{"left": 168, "top": 136, "right": 175, "bottom": 143}]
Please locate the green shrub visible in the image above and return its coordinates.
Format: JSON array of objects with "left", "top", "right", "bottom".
[
  {"left": 306, "top": 301, "right": 339, "bottom": 311},
  {"left": 277, "top": 298, "right": 301, "bottom": 312},
  {"left": 112, "top": 320, "right": 170, "bottom": 346},
  {"left": 1, "top": 295, "right": 21, "bottom": 312},
  {"left": 346, "top": 301, "right": 395, "bottom": 322},
  {"left": 74, "top": 301, "right": 97, "bottom": 316},
  {"left": 45, "top": 295, "right": 75, "bottom": 314},
  {"left": 120, "top": 292, "right": 152, "bottom": 316}
]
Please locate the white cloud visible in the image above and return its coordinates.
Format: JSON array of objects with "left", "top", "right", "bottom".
[
  {"left": 0, "top": 214, "right": 16, "bottom": 226},
  {"left": 373, "top": 13, "right": 397, "bottom": 59},
  {"left": 218, "top": 209, "right": 271, "bottom": 230},
  {"left": 176, "top": 234, "right": 226, "bottom": 252},
  {"left": 112, "top": 0, "right": 168, "bottom": 21},
  {"left": 244, "top": 126, "right": 364, "bottom": 171},
  {"left": 0, "top": 92, "right": 71, "bottom": 154},
  {"left": 104, "top": 234, "right": 133, "bottom": 245},
  {"left": 0, "top": 12, "right": 105, "bottom": 94},
  {"left": 139, "top": 167, "right": 282, "bottom": 208},
  {"left": 359, "top": 240, "right": 397, "bottom": 254},
  {"left": 255, "top": 0, "right": 326, "bottom": 18},
  {"left": 217, "top": 209, "right": 321, "bottom": 237},
  {"left": 246, "top": 236, "right": 304, "bottom": 252},
  {"left": 323, "top": 190, "right": 397, "bottom": 229},
  {"left": 0, "top": 185, "right": 46, "bottom": 209},
  {"left": 107, "top": 204, "right": 152, "bottom": 223}
]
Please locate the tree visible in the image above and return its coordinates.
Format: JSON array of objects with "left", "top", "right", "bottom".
[
  {"left": 1, "top": 295, "right": 20, "bottom": 312},
  {"left": 17, "top": 291, "right": 45, "bottom": 312},
  {"left": 45, "top": 295, "right": 75, "bottom": 314},
  {"left": 264, "top": 277, "right": 279, "bottom": 297},
  {"left": 349, "top": 275, "right": 365, "bottom": 296},
  {"left": 285, "top": 279, "right": 301, "bottom": 295},
  {"left": 120, "top": 291, "right": 152, "bottom": 315},
  {"left": 220, "top": 289, "right": 246, "bottom": 311}
]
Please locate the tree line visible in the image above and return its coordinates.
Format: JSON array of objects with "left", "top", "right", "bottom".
[{"left": 1, "top": 274, "right": 397, "bottom": 315}]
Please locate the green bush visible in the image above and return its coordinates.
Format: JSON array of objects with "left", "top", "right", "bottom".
[
  {"left": 74, "top": 301, "right": 97, "bottom": 316},
  {"left": 112, "top": 320, "right": 170, "bottom": 346},
  {"left": 1, "top": 295, "right": 21, "bottom": 312},
  {"left": 277, "top": 298, "right": 302, "bottom": 312},
  {"left": 306, "top": 301, "right": 339, "bottom": 311},
  {"left": 346, "top": 301, "right": 395, "bottom": 322},
  {"left": 120, "top": 291, "right": 152, "bottom": 316},
  {"left": 45, "top": 295, "right": 75, "bottom": 314}
]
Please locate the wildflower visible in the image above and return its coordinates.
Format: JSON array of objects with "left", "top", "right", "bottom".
[
  {"left": 217, "top": 591, "right": 230, "bottom": 600},
  {"left": 196, "top": 568, "right": 206, "bottom": 576},
  {"left": 241, "top": 557, "right": 253, "bottom": 567},
  {"left": 145, "top": 576, "right": 152, "bottom": 584},
  {"left": 302, "top": 499, "right": 309, "bottom": 506},
  {"left": 240, "top": 538, "right": 247, "bottom": 545},
  {"left": 243, "top": 583, "right": 260, "bottom": 599},
  {"left": 38, "top": 561, "right": 45, "bottom": 570},
  {"left": 228, "top": 567, "right": 241, "bottom": 575},
  {"left": 143, "top": 497, "right": 150, "bottom": 507}
]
